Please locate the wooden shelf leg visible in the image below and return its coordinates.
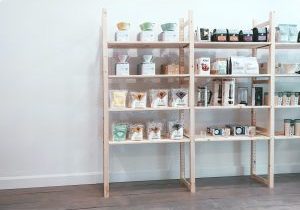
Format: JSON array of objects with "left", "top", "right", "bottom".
[
  {"left": 102, "top": 8, "right": 110, "bottom": 198},
  {"left": 180, "top": 142, "right": 185, "bottom": 180}
]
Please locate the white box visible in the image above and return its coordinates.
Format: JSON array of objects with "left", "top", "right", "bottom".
[
  {"left": 115, "top": 31, "right": 129, "bottom": 41},
  {"left": 115, "top": 63, "right": 129, "bottom": 76},
  {"left": 222, "top": 79, "right": 235, "bottom": 106},
  {"left": 195, "top": 57, "right": 210, "bottom": 75},
  {"left": 230, "top": 57, "right": 245, "bottom": 74},
  {"left": 230, "top": 56, "right": 259, "bottom": 75},
  {"left": 139, "top": 63, "right": 155, "bottom": 75},
  {"left": 244, "top": 57, "right": 259, "bottom": 74},
  {"left": 158, "top": 31, "right": 178, "bottom": 41},
  {"left": 138, "top": 31, "right": 156, "bottom": 41}
]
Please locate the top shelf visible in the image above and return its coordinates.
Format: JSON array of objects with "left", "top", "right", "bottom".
[
  {"left": 194, "top": 42, "right": 271, "bottom": 49},
  {"left": 107, "top": 41, "right": 189, "bottom": 49},
  {"left": 275, "top": 43, "right": 300, "bottom": 49},
  {"left": 107, "top": 41, "right": 272, "bottom": 49}
]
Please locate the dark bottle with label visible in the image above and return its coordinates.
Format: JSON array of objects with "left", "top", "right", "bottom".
[
  {"left": 253, "top": 27, "right": 268, "bottom": 42},
  {"left": 254, "top": 87, "right": 263, "bottom": 106}
]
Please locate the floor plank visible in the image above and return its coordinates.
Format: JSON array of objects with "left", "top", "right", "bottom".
[{"left": 0, "top": 174, "right": 299, "bottom": 210}]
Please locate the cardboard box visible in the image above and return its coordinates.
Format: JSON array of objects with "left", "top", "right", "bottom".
[{"left": 161, "top": 64, "right": 180, "bottom": 74}]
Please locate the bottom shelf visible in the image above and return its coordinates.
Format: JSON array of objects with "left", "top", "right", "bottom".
[
  {"left": 109, "top": 138, "right": 190, "bottom": 145},
  {"left": 195, "top": 135, "right": 270, "bottom": 142},
  {"left": 275, "top": 135, "right": 300, "bottom": 140}
]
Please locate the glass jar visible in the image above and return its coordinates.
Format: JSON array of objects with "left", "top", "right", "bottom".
[
  {"left": 291, "top": 120, "right": 295, "bottom": 136},
  {"left": 291, "top": 92, "right": 299, "bottom": 106},
  {"left": 284, "top": 119, "right": 292, "bottom": 136},
  {"left": 275, "top": 92, "right": 283, "bottom": 106},
  {"left": 283, "top": 91, "right": 291, "bottom": 106},
  {"left": 238, "top": 87, "right": 248, "bottom": 105},
  {"left": 264, "top": 92, "right": 269, "bottom": 105},
  {"left": 295, "top": 119, "right": 300, "bottom": 136}
]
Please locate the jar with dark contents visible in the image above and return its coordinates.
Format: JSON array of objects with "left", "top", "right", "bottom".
[
  {"left": 211, "top": 29, "right": 228, "bottom": 42},
  {"left": 227, "top": 29, "right": 239, "bottom": 42},
  {"left": 239, "top": 30, "right": 253, "bottom": 42},
  {"left": 253, "top": 27, "right": 268, "bottom": 42}
]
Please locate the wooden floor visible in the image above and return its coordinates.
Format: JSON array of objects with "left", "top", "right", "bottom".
[{"left": 0, "top": 174, "right": 300, "bottom": 210}]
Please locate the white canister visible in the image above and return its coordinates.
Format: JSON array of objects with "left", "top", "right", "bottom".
[{"left": 295, "top": 119, "right": 300, "bottom": 136}]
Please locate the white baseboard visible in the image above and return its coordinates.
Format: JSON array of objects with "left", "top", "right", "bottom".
[{"left": 1, "top": 164, "right": 300, "bottom": 190}]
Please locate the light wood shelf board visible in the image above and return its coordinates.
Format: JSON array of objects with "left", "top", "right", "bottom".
[
  {"left": 194, "top": 42, "right": 271, "bottom": 49},
  {"left": 275, "top": 135, "right": 300, "bottom": 140},
  {"left": 107, "top": 41, "right": 189, "bottom": 49},
  {"left": 275, "top": 43, "right": 300, "bottom": 49},
  {"left": 109, "top": 138, "right": 190, "bottom": 145},
  {"left": 108, "top": 74, "right": 190, "bottom": 79},
  {"left": 195, "top": 74, "right": 271, "bottom": 78},
  {"left": 195, "top": 105, "right": 270, "bottom": 110},
  {"left": 195, "top": 135, "right": 270, "bottom": 142},
  {"left": 109, "top": 107, "right": 190, "bottom": 112}
]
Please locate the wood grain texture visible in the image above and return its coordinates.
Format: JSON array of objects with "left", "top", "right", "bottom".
[{"left": 0, "top": 174, "right": 299, "bottom": 210}]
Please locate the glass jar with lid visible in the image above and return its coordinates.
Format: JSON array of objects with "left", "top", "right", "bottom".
[
  {"left": 283, "top": 91, "right": 292, "bottom": 106},
  {"left": 284, "top": 119, "right": 292, "bottom": 136},
  {"left": 291, "top": 92, "right": 299, "bottom": 106},
  {"left": 275, "top": 92, "right": 283, "bottom": 106},
  {"left": 295, "top": 119, "right": 300, "bottom": 136}
]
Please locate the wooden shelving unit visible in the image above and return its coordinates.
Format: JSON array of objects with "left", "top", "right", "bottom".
[
  {"left": 101, "top": 9, "right": 285, "bottom": 197},
  {"left": 193, "top": 12, "right": 275, "bottom": 189},
  {"left": 274, "top": 35, "right": 300, "bottom": 151},
  {"left": 102, "top": 9, "right": 195, "bottom": 198}
]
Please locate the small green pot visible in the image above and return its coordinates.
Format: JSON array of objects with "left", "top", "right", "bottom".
[
  {"left": 161, "top": 23, "right": 177, "bottom": 31},
  {"left": 140, "top": 22, "right": 155, "bottom": 31}
]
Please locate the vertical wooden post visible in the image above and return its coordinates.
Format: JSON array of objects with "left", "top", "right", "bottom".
[
  {"left": 268, "top": 11, "right": 276, "bottom": 189},
  {"left": 188, "top": 10, "right": 196, "bottom": 193},
  {"left": 102, "top": 8, "right": 110, "bottom": 198},
  {"left": 179, "top": 18, "right": 185, "bottom": 180},
  {"left": 251, "top": 19, "right": 257, "bottom": 176}
]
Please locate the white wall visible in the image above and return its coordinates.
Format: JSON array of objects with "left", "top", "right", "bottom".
[{"left": 0, "top": 0, "right": 300, "bottom": 189}]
